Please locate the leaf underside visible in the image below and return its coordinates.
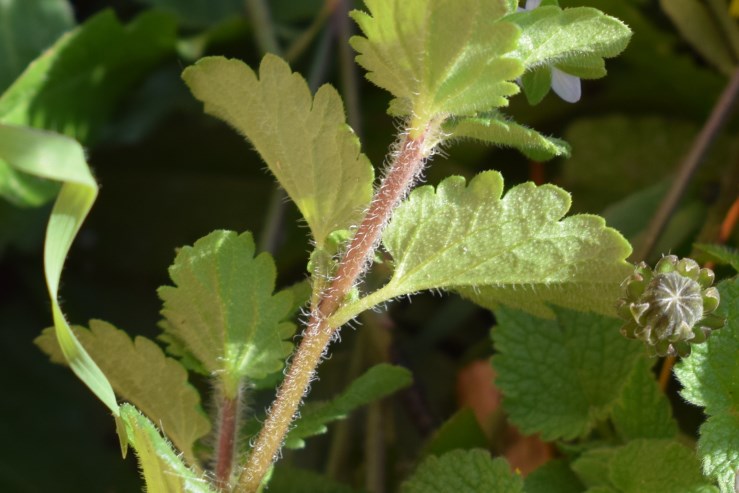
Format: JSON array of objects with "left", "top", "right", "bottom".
[{"left": 182, "top": 55, "right": 374, "bottom": 248}]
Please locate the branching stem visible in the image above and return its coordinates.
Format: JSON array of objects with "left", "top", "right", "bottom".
[{"left": 235, "top": 127, "right": 436, "bottom": 492}]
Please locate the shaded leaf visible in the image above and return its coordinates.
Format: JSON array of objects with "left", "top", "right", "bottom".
[
  {"left": 676, "top": 278, "right": 739, "bottom": 492},
  {"left": 525, "top": 459, "right": 585, "bottom": 493},
  {"left": 136, "top": 0, "right": 243, "bottom": 28},
  {"left": 182, "top": 55, "right": 373, "bottom": 248},
  {"left": 35, "top": 320, "right": 210, "bottom": 464},
  {"left": 492, "top": 307, "right": 643, "bottom": 440},
  {"left": 119, "top": 404, "right": 217, "bottom": 493},
  {"left": 610, "top": 357, "right": 678, "bottom": 441},
  {"left": 350, "top": 0, "right": 522, "bottom": 122},
  {"left": 0, "top": 0, "right": 74, "bottom": 92},
  {"left": 401, "top": 449, "right": 522, "bottom": 493},
  {"left": 158, "top": 230, "right": 296, "bottom": 397},
  {"left": 268, "top": 466, "right": 366, "bottom": 493},
  {"left": 694, "top": 244, "right": 739, "bottom": 272},
  {"left": 284, "top": 364, "right": 412, "bottom": 448},
  {"left": 421, "top": 408, "right": 488, "bottom": 458}
]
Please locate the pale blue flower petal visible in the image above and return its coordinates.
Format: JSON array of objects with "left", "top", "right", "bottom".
[
  {"left": 525, "top": 0, "right": 543, "bottom": 9},
  {"left": 551, "top": 68, "right": 581, "bottom": 103}
]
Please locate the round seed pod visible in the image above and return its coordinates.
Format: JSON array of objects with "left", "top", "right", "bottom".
[{"left": 616, "top": 255, "right": 725, "bottom": 357}]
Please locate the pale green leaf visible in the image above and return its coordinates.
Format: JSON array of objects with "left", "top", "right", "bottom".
[
  {"left": 608, "top": 440, "right": 717, "bottom": 493},
  {"left": 401, "top": 449, "right": 522, "bottom": 493},
  {"left": 610, "top": 357, "right": 678, "bottom": 441},
  {"left": 492, "top": 307, "right": 643, "bottom": 440},
  {"left": 0, "top": 123, "right": 116, "bottom": 413},
  {"left": 283, "top": 364, "right": 412, "bottom": 448},
  {"left": 182, "top": 55, "right": 373, "bottom": 248},
  {"left": 444, "top": 112, "right": 570, "bottom": 161},
  {"left": 525, "top": 460, "right": 585, "bottom": 493},
  {"left": 660, "top": 0, "right": 736, "bottom": 76},
  {"left": 119, "top": 404, "right": 217, "bottom": 493},
  {"left": 350, "top": 0, "right": 522, "bottom": 123},
  {"left": 35, "top": 320, "right": 210, "bottom": 464},
  {"left": 158, "top": 230, "right": 296, "bottom": 397},
  {"left": 554, "top": 54, "right": 606, "bottom": 79},
  {"left": 506, "top": 6, "right": 631, "bottom": 71},
  {"left": 331, "top": 171, "right": 631, "bottom": 325},
  {"left": 676, "top": 278, "right": 739, "bottom": 492},
  {"left": 0, "top": 0, "right": 74, "bottom": 92}
]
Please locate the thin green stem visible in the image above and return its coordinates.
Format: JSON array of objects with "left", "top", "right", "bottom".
[
  {"left": 634, "top": 66, "right": 739, "bottom": 261},
  {"left": 236, "top": 128, "right": 438, "bottom": 493},
  {"left": 285, "top": 0, "right": 338, "bottom": 63},
  {"left": 244, "top": 0, "right": 280, "bottom": 55}
]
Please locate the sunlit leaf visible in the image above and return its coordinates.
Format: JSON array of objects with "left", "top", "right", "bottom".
[
  {"left": 331, "top": 172, "right": 632, "bottom": 324},
  {"left": 182, "top": 55, "right": 374, "bottom": 248},
  {"left": 401, "top": 449, "right": 522, "bottom": 493},
  {"left": 350, "top": 0, "right": 522, "bottom": 124},
  {"left": 119, "top": 404, "right": 217, "bottom": 493},
  {"left": 444, "top": 112, "right": 570, "bottom": 161},
  {"left": 492, "top": 307, "right": 643, "bottom": 440},
  {"left": 0, "top": 123, "right": 116, "bottom": 413},
  {"left": 35, "top": 320, "right": 210, "bottom": 464},
  {"left": 158, "top": 230, "right": 296, "bottom": 397}
]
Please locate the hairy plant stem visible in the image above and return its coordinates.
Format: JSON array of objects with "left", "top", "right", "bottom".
[
  {"left": 215, "top": 389, "right": 242, "bottom": 490},
  {"left": 236, "top": 128, "right": 436, "bottom": 492}
]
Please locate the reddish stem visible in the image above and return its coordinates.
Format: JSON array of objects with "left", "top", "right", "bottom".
[{"left": 215, "top": 392, "right": 240, "bottom": 490}]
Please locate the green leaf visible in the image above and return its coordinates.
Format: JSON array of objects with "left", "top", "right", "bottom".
[
  {"left": 350, "top": 0, "right": 522, "bottom": 123},
  {"left": 571, "top": 447, "right": 617, "bottom": 489},
  {"left": 444, "top": 113, "right": 570, "bottom": 161},
  {"left": 525, "top": 459, "right": 585, "bottom": 493},
  {"left": 0, "top": 10, "right": 176, "bottom": 143},
  {"left": 401, "top": 449, "right": 523, "bottom": 493},
  {"left": 158, "top": 230, "right": 296, "bottom": 397},
  {"left": 182, "top": 55, "right": 374, "bottom": 248},
  {"left": 421, "top": 408, "right": 489, "bottom": 458},
  {"left": 521, "top": 65, "right": 553, "bottom": 105},
  {"left": 0, "top": 0, "right": 74, "bottom": 92},
  {"left": 35, "top": 320, "right": 210, "bottom": 465},
  {"left": 268, "top": 466, "right": 366, "bottom": 493},
  {"left": 492, "top": 307, "right": 643, "bottom": 440},
  {"left": 331, "top": 172, "right": 632, "bottom": 325},
  {"left": 660, "top": 0, "right": 736, "bottom": 76},
  {"left": 610, "top": 357, "right": 678, "bottom": 441},
  {"left": 506, "top": 6, "right": 632, "bottom": 71},
  {"left": 0, "top": 123, "right": 117, "bottom": 413},
  {"left": 284, "top": 363, "right": 412, "bottom": 448},
  {"left": 607, "top": 440, "right": 717, "bottom": 493},
  {"left": 119, "top": 404, "right": 217, "bottom": 493},
  {"left": 675, "top": 278, "right": 739, "bottom": 492},
  {"left": 694, "top": 244, "right": 739, "bottom": 272}
]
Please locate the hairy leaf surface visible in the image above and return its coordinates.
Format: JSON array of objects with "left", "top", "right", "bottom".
[
  {"left": 506, "top": 5, "right": 631, "bottom": 71},
  {"left": 611, "top": 357, "right": 678, "bottom": 441},
  {"left": 492, "top": 307, "right": 643, "bottom": 440},
  {"left": 36, "top": 321, "right": 210, "bottom": 464},
  {"left": 284, "top": 364, "right": 412, "bottom": 448},
  {"left": 334, "top": 171, "right": 631, "bottom": 323},
  {"left": 445, "top": 113, "right": 570, "bottom": 161},
  {"left": 401, "top": 449, "right": 522, "bottom": 493},
  {"left": 676, "top": 278, "right": 739, "bottom": 492},
  {"left": 350, "top": 0, "right": 522, "bottom": 123},
  {"left": 119, "top": 404, "right": 216, "bottom": 493},
  {"left": 158, "top": 230, "right": 295, "bottom": 397},
  {"left": 182, "top": 55, "right": 373, "bottom": 247}
]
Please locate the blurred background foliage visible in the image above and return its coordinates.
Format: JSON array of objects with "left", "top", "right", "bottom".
[{"left": 1, "top": 0, "right": 737, "bottom": 491}]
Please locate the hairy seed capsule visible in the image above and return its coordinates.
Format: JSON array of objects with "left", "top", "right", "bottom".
[{"left": 616, "top": 255, "right": 725, "bottom": 357}]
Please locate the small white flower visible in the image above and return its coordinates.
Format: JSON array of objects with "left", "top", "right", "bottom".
[{"left": 518, "top": 0, "right": 582, "bottom": 103}]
